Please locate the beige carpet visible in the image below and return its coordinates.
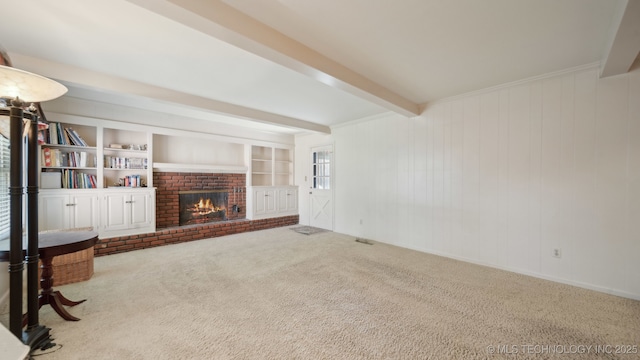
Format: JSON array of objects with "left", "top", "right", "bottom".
[{"left": 2, "top": 227, "right": 639, "bottom": 359}]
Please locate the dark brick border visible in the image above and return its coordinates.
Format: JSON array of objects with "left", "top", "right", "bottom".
[{"left": 95, "top": 215, "right": 299, "bottom": 257}]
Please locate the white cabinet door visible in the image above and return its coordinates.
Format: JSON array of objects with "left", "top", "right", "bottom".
[
  {"left": 103, "top": 193, "right": 129, "bottom": 231},
  {"left": 39, "top": 192, "right": 99, "bottom": 231},
  {"left": 70, "top": 194, "right": 99, "bottom": 229},
  {"left": 277, "top": 187, "right": 298, "bottom": 212},
  {"left": 39, "top": 194, "right": 69, "bottom": 230},
  {"left": 287, "top": 188, "right": 298, "bottom": 212},
  {"left": 130, "top": 192, "right": 151, "bottom": 228},
  {"left": 254, "top": 188, "right": 276, "bottom": 216}
]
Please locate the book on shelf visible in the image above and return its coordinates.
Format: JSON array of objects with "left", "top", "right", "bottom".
[
  {"left": 65, "top": 128, "right": 88, "bottom": 147},
  {"left": 42, "top": 148, "right": 62, "bottom": 167},
  {"left": 42, "top": 147, "right": 52, "bottom": 167},
  {"left": 42, "top": 149, "right": 92, "bottom": 168},
  {"left": 104, "top": 156, "right": 146, "bottom": 169},
  {"left": 121, "top": 174, "right": 143, "bottom": 187},
  {"left": 61, "top": 169, "right": 97, "bottom": 189},
  {"left": 44, "top": 122, "right": 90, "bottom": 146}
]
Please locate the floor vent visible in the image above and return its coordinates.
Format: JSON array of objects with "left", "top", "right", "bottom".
[{"left": 355, "top": 238, "right": 373, "bottom": 245}]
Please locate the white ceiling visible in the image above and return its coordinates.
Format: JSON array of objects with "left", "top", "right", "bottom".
[{"left": 0, "top": 0, "right": 638, "bottom": 135}]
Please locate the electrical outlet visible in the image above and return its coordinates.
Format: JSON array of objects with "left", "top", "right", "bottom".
[
  {"left": 359, "top": 219, "right": 363, "bottom": 225},
  {"left": 553, "top": 248, "right": 562, "bottom": 258}
]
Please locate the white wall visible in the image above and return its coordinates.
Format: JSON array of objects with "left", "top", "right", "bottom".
[
  {"left": 154, "top": 135, "right": 244, "bottom": 166},
  {"left": 328, "top": 64, "right": 640, "bottom": 300}
]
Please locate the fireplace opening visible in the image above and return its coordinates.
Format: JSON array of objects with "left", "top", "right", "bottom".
[{"left": 179, "top": 190, "right": 228, "bottom": 226}]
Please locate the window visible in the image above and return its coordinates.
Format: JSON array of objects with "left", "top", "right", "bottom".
[
  {"left": 312, "top": 150, "right": 330, "bottom": 190},
  {"left": 0, "top": 134, "right": 9, "bottom": 239}
]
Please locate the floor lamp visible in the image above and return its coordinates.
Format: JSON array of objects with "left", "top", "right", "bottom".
[{"left": 0, "top": 65, "right": 67, "bottom": 349}]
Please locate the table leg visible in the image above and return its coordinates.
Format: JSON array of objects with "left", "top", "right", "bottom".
[
  {"left": 55, "top": 291, "right": 86, "bottom": 307},
  {"left": 38, "top": 256, "right": 87, "bottom": 321},
  {"left": 47, "top": 292, "right": 82, "bottom": 321}
]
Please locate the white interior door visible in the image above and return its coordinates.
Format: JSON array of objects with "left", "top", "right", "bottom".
[{"left": 309, "top": 145, "right": 333, "bottom": 230}]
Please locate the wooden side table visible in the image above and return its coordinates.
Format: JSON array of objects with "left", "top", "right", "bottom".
[{"left": 0, "top": 230, "right": 99, "bottom": 323}]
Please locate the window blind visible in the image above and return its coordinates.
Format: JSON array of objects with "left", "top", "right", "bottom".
[{"left": 0, "top": 134, "right": 10, "bottom": 239}]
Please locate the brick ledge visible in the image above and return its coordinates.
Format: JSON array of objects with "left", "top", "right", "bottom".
[{"left": 95, "top": 215, "right": 299, "bottom": 257}]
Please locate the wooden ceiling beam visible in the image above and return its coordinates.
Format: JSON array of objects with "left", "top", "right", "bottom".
[
  {"left": 600, "top": 0, "right": 640, "bottom": 78},
  {"left": 128, "top": 0, "right": 420, "bottom": 117}
]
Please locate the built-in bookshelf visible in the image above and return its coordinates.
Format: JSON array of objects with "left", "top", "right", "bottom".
[
  {"left": 249, "top": 145, "right": 293, "bottom": 186},
  {"left": 274, "top": 148, "right": 293, "bottom": 186},
  {"left": 40, "top": 122, "right": 98, "bottom": 189},
  {"left": 251, "top": 146, "right": 273, "bottom": 186},
  {"left": 102, "top": 128, "right": 151, "bottom": 188},
  {"left": 39, "top": 122, "right": 152, "bottom": 189}
]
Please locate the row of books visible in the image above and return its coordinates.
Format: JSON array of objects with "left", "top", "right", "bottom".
[
  {"left": 120, "top": 175, "right": 143, "bottom": 187},
  {"left": 104, "top": 156, "right": 147, "bottom": 169},
  {"left": 42, "top": 148, "right": 94, "bottom": 168},
  {"left": 43, "top": 122, "right": 89, "bottom": 146},
  {"left": 62, "top": 169, "right": 98, "bottom": 189}
]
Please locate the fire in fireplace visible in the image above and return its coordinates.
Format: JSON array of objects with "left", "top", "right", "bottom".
[{"left": 179, "top": 190, "right": 228, "bottom": 226}]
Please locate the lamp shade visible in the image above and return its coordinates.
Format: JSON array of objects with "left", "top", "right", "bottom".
[{"left": 0, "top": 65, "right": 67, "bottom": 103}]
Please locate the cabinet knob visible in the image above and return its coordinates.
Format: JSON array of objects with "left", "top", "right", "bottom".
[
  {"left": 125, "top": 200, "right": 134, "bottom": 204},
  {"left": 66, "top": 203, "right": 76, "bottom": 206}
]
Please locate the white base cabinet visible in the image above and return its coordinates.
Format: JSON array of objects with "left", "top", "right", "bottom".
[
  {"left": 101, "top": 189, "right": 155, "bottom": 237},
  {"left": 247, "top": 186, "right": 298, "bottom": 220},
  {"left": 39, "top": 190, "right": 100, "bottom": 231},
  {"left": 39, "top": 188, "right": 155, "bottom": 238},
  {"left": 277, "top": 187, "right": 298, "bottom": 213}
]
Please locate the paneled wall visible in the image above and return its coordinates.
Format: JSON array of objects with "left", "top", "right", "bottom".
[{"left": 331, "top": 64, "right": 640, "bottom": 299}]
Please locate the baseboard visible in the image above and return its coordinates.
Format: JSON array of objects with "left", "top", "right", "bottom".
[{"left": 371, "top": 240, "right": 640, "bottom": 301}]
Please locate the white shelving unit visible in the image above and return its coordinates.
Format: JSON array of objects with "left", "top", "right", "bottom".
[
  {"left": 101, "top": 127, "right": 153, "bottom": 188},
  {"left": 40, "top": 123, "right": 98, "bottom": 189},
  {"left": 246, "top": 145, "right": 298, "bottom": 220},
  {"left": 38, "top": 120, "right": 155, "bottom": 237},
  {"left": 249, "top": 145, "right": 293, "bottom": 186},
  {"left": 250, "top": 145, "right": 273, "bottom": 186},
  {"left": 274, "top": 147, "right": 293, "bottom": 186}
]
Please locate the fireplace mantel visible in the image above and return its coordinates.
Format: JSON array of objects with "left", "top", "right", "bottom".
[{"left": 153, "top": 162, "right": 248, "bottom": 174}]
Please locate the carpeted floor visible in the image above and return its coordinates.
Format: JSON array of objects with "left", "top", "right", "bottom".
[{"left": 2, "top": 226, "right": 639, "bottom": 359}]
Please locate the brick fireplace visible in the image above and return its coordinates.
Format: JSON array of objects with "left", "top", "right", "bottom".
[
  {"left": 179, "top": 190, "right": 229, "bottom": 225},
  {"left": 154, "top": 172, "right": 246, "bottom": 229},
  {"left": 94, "top": 172, "right": 298, "bottom": 257}
]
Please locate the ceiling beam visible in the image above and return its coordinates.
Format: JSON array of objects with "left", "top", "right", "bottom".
[
  {"left": 600, "top": 0, "right": 640, "bottom": 78},
  {"left": 11, "top": 53, "right": 331, "bottom": 134},
  {"left": 127, "top": 0, "right": 420, "bottom": 117}
]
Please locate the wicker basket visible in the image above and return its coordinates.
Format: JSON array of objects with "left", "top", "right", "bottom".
[
  {"left": 39, "top": 246, "right": 95, "bottom": 287},
  {"left": 37, "top": 227, "right": 96, "bottom": 287}
]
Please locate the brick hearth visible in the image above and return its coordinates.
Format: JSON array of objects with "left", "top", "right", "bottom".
[{"left": 95, "top": 172, "right": 299, "bottom": 257}]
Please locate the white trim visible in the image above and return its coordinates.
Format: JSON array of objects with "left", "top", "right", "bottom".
[
  {"left": 329, "top": 111, "right": 402, "bottom": 131},
  {"left": 421, "top": 62, "right": 602, "bottom": 108}
]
